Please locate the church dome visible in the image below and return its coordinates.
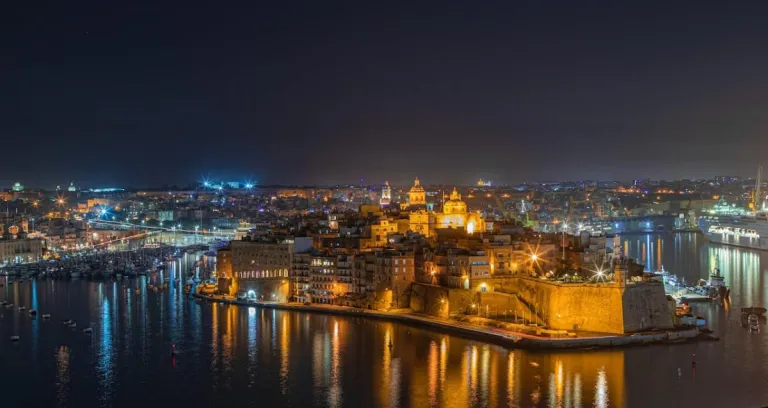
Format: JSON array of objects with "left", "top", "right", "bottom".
[
  {"left": 443, "top": 187, "right": 467, "bottom": 214},
  {"left": 409, "top": 178, "right": 424, "bottom": 193}
]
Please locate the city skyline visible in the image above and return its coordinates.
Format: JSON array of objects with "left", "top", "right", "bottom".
[{"left": 1, "top": 170, "right": 765, "bottom": 191}]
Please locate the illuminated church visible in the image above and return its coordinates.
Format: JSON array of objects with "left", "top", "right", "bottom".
[{"left": 405, "top": 178, "right": 485, "bottom": 237}]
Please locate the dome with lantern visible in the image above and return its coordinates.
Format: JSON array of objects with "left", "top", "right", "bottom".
[{"left": 442, "top": 188, "right": 467, "bottom": 215}]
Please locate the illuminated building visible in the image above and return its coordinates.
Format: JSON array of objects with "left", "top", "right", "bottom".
[
  {"left": 67, "top": 182, "right": 76, "bottom": 192},
  {"left": 408, "top": 210, "right": 434, "bottom": 238},
  {"left": 380, "top": 181, "right": 392, "bottom": 207},
  {"left": 352, "top": 250, "right": 415, "bottom": 308},
  {"left": 408, "top": 178, "right": 426, "bottom": 207},
  {"left": 435, "top": 188, "right": 486, "bottom": 233},
  {"left": 309, "top": 254, "right": 353, "bottom": 304},
  {"left": 291, "top": 252, "right": 312, "bottom": 303},
  {"left": 11, "top": 182, "right": 23, "bottom": 192},
  {"left": 374, "top": 250, "right": 415, "bottom": 308},
  {"left": 229, "top": 237, "right": 312, "bottom": 279},
  {"left": 361, "top": 218, "right": 399, "bottom": 249},
  {"left": 0, "top": 238, "right": 43, "bottom": 264},
  {"left": 423, "top": 249, "right": 490, "bottom": 289},
  {"left": 215, "top": 247, "right": 235, "bottom": 295},
  {"left": 404, "top": 184, "right": 486, "bottom": 237}
]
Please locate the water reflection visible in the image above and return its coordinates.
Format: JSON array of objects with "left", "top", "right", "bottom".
[
  {"left": 56, "top": 346, "right": 70, "bottom": 406},
  {"left": 6, "top": 235, "right": 768, "bottom": 407},
  {"left": 1, "top": 279, "right": 630, "bottom": 408}
]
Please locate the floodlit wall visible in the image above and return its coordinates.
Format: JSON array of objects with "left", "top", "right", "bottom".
[
  {"left": 410, "top": 283, "right": 472, "bottom": 318},
  {"left": 509, "top": 277, "right": 673, "bottom": 334}
]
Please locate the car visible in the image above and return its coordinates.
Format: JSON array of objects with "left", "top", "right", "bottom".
[{"left": 304, "top": 302, "right": 311, "bottom": 306}]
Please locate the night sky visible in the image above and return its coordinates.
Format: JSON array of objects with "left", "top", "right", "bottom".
[{"left": 5, "top": 2, "right": 768, "bottom": 188}]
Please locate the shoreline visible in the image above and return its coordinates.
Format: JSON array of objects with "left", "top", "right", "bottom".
[{"left": 192, "top": 293, "right": 711, "bottom": 350}]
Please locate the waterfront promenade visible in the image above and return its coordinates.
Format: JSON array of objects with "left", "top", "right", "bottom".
[{"left": 193, "top": 293, "right": 707, "bottom": 350}]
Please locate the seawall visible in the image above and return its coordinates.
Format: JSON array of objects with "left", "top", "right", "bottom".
[{"left": 193, "top": 293, "right": 700, "bottom": 350}]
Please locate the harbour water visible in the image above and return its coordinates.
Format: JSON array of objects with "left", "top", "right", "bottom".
[{"left": 2, "top": 234, "right": 768, "bottom": 407}]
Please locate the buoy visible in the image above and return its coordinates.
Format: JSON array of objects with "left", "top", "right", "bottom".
[
  {"left": 677, "top": 368, "right": 681, "bottom": 377},
  {"left": 171, "top": 343, "right": 177, "bottom": 356}
]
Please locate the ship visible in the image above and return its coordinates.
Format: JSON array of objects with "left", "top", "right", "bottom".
[
  {"left": 698, "top": 212, "right": 768, "bottom": 250},
  {"left": 699, "top": 165, "right": 768, "bottom": 250}
]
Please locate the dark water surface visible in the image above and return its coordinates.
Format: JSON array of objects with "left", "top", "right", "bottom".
[{"left": 1, "top": 234, "right": 768, "bottom": 407}]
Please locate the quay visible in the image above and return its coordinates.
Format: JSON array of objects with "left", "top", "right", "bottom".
[{"left": 192, "top": 292, "right": 710, "bottom": 350}]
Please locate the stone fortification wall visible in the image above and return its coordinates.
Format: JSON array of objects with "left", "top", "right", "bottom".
[
  {"left": 476, "top": 292, "right": 546, "bottom": 326},
  {"left": 409, "top": 277, "right": 673, "bottom": 334},
  {"left": 508, "top": 277, "right": 672, "bottom": 334},
  {"left": 621, "top": 283, "right": 674, "bottom": 332},
  {"left": 410, "top": 283, "right": 473, "bottom": 318}
]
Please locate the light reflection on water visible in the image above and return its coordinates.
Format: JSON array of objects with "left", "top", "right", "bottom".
[{"left": 2, "top": 236, "right": 768, "bottom": 406}]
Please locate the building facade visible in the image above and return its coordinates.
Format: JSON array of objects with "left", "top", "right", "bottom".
[
  {"left": 0, "top": 239, "right": 43, "bottom": 264},
  {"left": 309, "top": 253, "right": 353, "bottom": 304}
]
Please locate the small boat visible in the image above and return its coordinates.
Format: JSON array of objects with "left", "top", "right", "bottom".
[
  {"left": 10, "top": 335, "right": 19, "bottom": 342},
  {"left": 5, "top": 303, "right": 13, "bottom": 309},
  {"left": 17, "top": 306, "right": 25, "bottom": 311},
  {"left": 135, "top": 289, "right": 141, "bottom": 295},
  {"left": 0, "top": 301, "right": 7, "bottom": 306},
  {"left": 28, "top": 309, "right": 37, "bottom": 315},
  {"left": 42, "top": 314, "right": 51, "bottom": 319},
  {"left": 68, "top": 322, "right": 77, "bottom": 328},
  {"left": 748, "top": 314, "right": 760, "bottom": 332},
  {"left": 62, "top": 319, "right": 73, "bottom": 325},
  {"left": 82, "top": 327, "right": 93, "bottom": 334}
]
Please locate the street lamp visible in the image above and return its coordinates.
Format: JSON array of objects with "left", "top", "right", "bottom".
[{"left": 561, "top": 223, "right": 568, "bottom": 262}]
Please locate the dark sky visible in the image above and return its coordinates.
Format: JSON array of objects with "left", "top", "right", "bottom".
[{"left": 5, "top": 1, "right": 768, "bottom": 188}]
